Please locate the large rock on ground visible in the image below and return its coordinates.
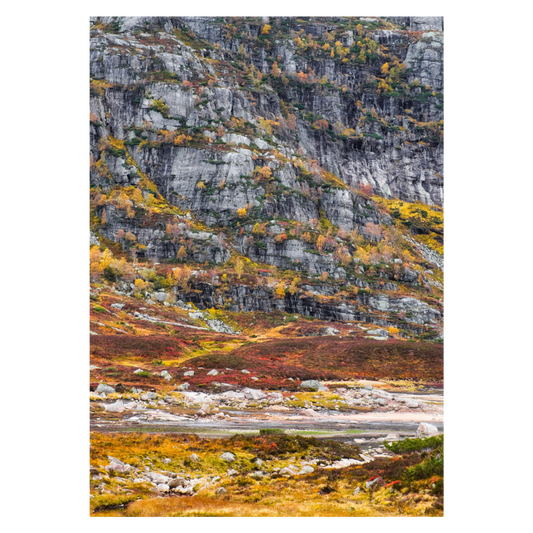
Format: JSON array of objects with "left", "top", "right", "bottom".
[
  {"left": 95, "top": 383, "right": 115, "bottom": 394},
  {"left": 417, "top": 422, "right": 439, "bottom": 437},
  {"left": 103, "top": 400, "right": 124, "bottom": 413},
  {"left": 300, "top": 380, "right": 329, "bottom": 391}
]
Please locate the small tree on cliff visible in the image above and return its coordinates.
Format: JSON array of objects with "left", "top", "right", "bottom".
[{"left": 275, "top": 282, "right": 286, "bottom": 298}]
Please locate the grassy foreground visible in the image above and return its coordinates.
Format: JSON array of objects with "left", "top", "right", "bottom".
[{"left": 90, "top": 432, "right": 443, "bottom": 517}]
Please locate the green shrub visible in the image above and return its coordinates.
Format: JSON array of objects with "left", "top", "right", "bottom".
[
  {"left": 384, "top": 434, "right": 443, "bottom": 454},
  {"left": 107, "top": 146, "right": 126, "bottom": 158},
  {"left": 93, "top": 305, "right": 106, "bottom": 313},
  {"left": 403, "top": 453, "right": 443, "bottom": 482}
]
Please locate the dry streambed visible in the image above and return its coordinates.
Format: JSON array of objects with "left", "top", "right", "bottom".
[{"left": 90, "top": 381, "right": 443, "bottom": 434}]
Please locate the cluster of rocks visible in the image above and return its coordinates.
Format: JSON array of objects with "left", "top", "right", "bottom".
[
  {"left": 91, "top": 380, "right": 436, "bottom": 420},
  {"left": 92, "top": 455, "right": 218, "bottom": 496}
]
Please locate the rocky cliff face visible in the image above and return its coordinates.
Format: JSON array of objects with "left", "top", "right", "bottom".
[{"left": 90, "top": 16, "right": 444, "bottom": 338}]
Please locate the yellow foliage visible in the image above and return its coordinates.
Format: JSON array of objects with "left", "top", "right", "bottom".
[
  {"left": 288, "top": 278, "right": 298, "bottom": 295},
  {"left": 90, "top": 245, "right": 102, "bottom": 263},
  {"left": 90, "top": 79, "right": 112, "bottom": 96},
  {"left": 134, "top": 278, "right": 149, "bottom": 292},
  {"left": 275, "top": 282, "right": 286, "bottom": 298}
]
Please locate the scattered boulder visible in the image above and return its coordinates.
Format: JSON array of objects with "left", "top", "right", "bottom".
[
  {"left": 168, "top": 478, "right": 186, "bottom": 489},
  {"left": 111, "top": 303, "right": 125, "bottom": 310},
  {"left": 184, "top": 371, "right": 194, "bottom": 377},
  {"left": 417, "top": 423, "right": 439, "bottom": 438},
  {"left": 227, "top": 469, "right": 238, "bottom": 476},
  {"left": 105, "top": 457, "right": 132, "bottom": 474},
  {"left": 161, "top": 371, "right": 172, "bottom": 381},
  {"left": 177, "top": 383, "right": 190, "bottom": 391},
  {"left": 385, "top": 433, "right": 401, "bottom": 441},
  {"left": 299, "top": 466, "right": 315, "bottom": 475},
  {"left": 216, "top": 487, "right": 227, "bottom": 496},
  {"left": 366, "top": 328, "right": 389, "bottom": 337},
  {"left": 318, "top": 327, "right": 340, "bottom": 336},
  {"left": 95, "top": 384, "right": 115, "bottom": 395},
  {"left": 141, "top": 392, "right": 157, "bottom": 401},
  {"left": 220, "top": 452, "right": 236, "bottom": 462},
  {"left": 405, "top": 399, "right": 419, "bottom": 408},
  {"left": 133, "top": 369, "right": 145, "bottom": 374},
  {"left": 189, "top": 453, "right": 200, "bottom": 462},
  {"left": 207, "top": 369, "right": 219, "bottom": 376},
  {"left": 103, "top": 400, "right": 124, "bottom": 413},
  {"left": 300, "top": 380, "right": 328, "bottom": 391},
  {"left": 155, "top": 484, "right": 170, "bottom": 492},
  {"left": 147, "top": 472, "right": 171, "bottom": 484},
  {"left": 243, "top": 388, "right": 267, "bottom": 400},
  {"left": 241, "top": 369, "right": 250, "bottom": 374},
  {"left": 280, "top": 466, "right": 299, "bottom": 476}
]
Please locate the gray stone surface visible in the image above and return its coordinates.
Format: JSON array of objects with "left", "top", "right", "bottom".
[
  {"left": 300, "top": 380, "right": 322, "bottom": 390},
  {"left": 416, "top": 422, "right": 439, "bottom": 437},
  {"left": 89, "top": 17, "right": 444, "bottom": 332},
  {"left": 90, "top": 231, "right": 101, "bottom": 246},
  {"left": 95, "top": 384, "right": 115, "bottom": 395}
]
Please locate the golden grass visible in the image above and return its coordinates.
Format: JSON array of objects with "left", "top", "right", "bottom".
[
  {"left": 90, "top": 432, "right": 443, "bottom": 517},
  {"left": 95, "top": 487, "right": 438, "bottom": 517}
]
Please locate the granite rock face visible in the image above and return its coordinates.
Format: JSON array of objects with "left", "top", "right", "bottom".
[
  {"left": 91, "top": 16, "right": 443, "bottom": 211},
  {"left": 90, "top": 16, "right": 443, "bottom": 331}
]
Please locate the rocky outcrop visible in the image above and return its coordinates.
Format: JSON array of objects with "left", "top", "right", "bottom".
[
  {"left": 405, "top": 32, "right": 448, "bottom": 92},
  {"left": 90, "top": 17, "right": 444, "bottom": 333},
  {"left": 98, "top": 204, "right": 230, "bottom": 262},
  {"left": 404, "top": 235, "right": 443, "bottom": 271},
  {"left": 90, "top": 16, "right": 443, "bottom": 209}
]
